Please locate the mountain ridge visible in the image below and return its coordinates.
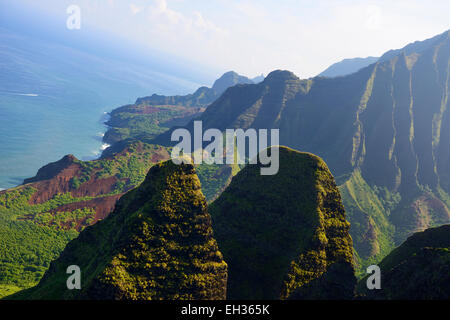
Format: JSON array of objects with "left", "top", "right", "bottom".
[
  {"left": 151, "top": 29, "right": 450, "bottom": 272},
  {"left": 318, "top": 56, "right": 379, "bottom": 78},
  {"left": 134, "top": 71, "right": 255, "bottom": 108}
]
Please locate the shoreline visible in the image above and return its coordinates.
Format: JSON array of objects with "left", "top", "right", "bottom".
[{"left": 80, "top": 111, "right": 112, "bottom": 161}]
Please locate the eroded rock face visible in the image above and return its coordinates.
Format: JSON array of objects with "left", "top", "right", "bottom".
[
  {"left": 210, "top": 146, "right": 356, "bottom": 300},
  {"left": 16, "top": 161, "right": 227, "bottom": 300}
]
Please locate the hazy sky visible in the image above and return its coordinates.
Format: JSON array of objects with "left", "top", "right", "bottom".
[{"left": 7, "top": 0, "right": 450, "bottom": 78}]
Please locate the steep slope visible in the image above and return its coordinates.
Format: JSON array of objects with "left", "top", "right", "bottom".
[
  {"left": 210, "top": 147, "right": 355, "bottom": 299},
  {"left": 11, "top": 160, "right": 227, "bottom": 300},
  {"left": 155, "top": 30, "right": 450, "bottom": 273},
  {"left": 318, "top": 57, "right": 379, "bottom": 77},
  {"left": 357, "top": 224, "right": 450, "bottom": 299}
]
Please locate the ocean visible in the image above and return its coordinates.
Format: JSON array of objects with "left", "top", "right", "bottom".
[
  {"left": 0, "top": 28, "right": 203, "bottom": 190},
  {"left": 0, "top": 91, "right": 111, "bottom": 189}
]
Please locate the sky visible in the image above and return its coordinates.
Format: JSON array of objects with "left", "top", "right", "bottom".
[{"left": 4, "top": 0, "right": 450, "bottom": 79}]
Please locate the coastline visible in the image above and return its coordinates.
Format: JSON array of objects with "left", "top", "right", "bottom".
[{"left": 81, "top": 111, "right": 112, "bottom": 161}]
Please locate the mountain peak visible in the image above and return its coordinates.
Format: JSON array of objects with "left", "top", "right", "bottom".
[
  {"left": 318, "top": 56, "right": 379, "bottom": 78},
  {"left": 211, "top": 71, "right": 253, "bottom": 94},
  {"left": 264, "top": 70, "right": 299, "bottom": 82},
  {"left": 379, "top": 29, "right": 449, "bottom": 62},
  {"left": 210, "top": 146, "right": 355, "bottom": 299},
  {"left": 135, "top": 71, "right": 254, "bottom": 107},
  {"left": 23, "top": 154, "right": 79, "bottom": 184}
]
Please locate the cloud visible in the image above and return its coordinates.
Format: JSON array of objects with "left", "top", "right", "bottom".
[
  {"left": 365, "top": 5, "right": 383, "bottom": 30},
  {"left": 52, "top": 0, "right": 449, "bottom": 78},
  {"left": 144, "top": 0, "right": 225, "bottom": 35},
  {"left": 148, "top": 0, "right": 183, "bottom": 24},
  {"left": 130, "top": 3, "right": 143, "bottom": 15},
  {"left": 134, "top": 0, "right": 228, "bottom": 56}
]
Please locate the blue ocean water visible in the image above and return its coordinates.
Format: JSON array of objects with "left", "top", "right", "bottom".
[{"left": 0, "top": 28, "right": 203, "bottom": 190}]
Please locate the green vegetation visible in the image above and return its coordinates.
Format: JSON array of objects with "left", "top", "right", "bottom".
[
  {"left": 164, "top": 31, "right": 450, "bottom": 273},
  {"left": 0, "top": 284, "right": 22, "bottom": 298},
  {"left": 0, "top": 142, "right": 170, "bottom": 296},
  {"left": 13, "top": 161, "right": 227, "bottom": 300},
  {"left": 338, "top": 171, "right": 396, "bottom": 276},
  {"left": 357, "top": 225, "right": 450, "bottom": 299},
  {"left": 104, "top": 104, "right": 202, "bottom": 144},
  {"left": 88, "top": 143, "right": 170, "bottom": 189},
  {"left": 210, "top": 147, "right": 355, "bottom": 299},
  {"left": 0, "top": 187, "right": 95, "bottom": 217},
  {"left": 2, "top": 32, "right": 450, "bottom": 299},
  {"left": 0, "top": 188, "right": 90, "bottom": 294},
  {"left": 196, "top": 163, "right": 237, "bottom": 202},
  {"left": 0, "top": 208, "right": 78, "bottom": 294}
]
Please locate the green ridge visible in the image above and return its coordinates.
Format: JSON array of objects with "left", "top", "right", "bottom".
[
  {"left": 11, "top": 160, "right": 227, "bottom": 300},
  {"left": 210, "top": 146, "right": 355, "bottom": 299}
]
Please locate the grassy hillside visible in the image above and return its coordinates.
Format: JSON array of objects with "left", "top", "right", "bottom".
[{"left": 338, "top": 171, "right": 397, "bottom": 275}]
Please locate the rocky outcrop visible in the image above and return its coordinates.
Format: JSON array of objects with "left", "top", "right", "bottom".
[
  {"left": 14, "top": 160, "right": 227, "bottom": 300},
  {"left": 22, "top": 154, "right": 118, "bottom": 205},
  {"left": 23, "top": 155, "right": 79, "bottom": 185},
  {"left": 210, "top": 146, "right": 356, "bottom": 299}
]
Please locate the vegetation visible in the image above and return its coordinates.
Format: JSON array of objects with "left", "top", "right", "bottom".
[
  {"left": 104, "top": 105, "right": 193, "bottom": 144},
  {"left": 196, "top": 163, "right": 236, "bottom": 202},
  {"left": 338, "top": 171, "right": 396, "bottom": 276},
  {"left": 0, "top": 200, "right": 78, "bottom": 292},
  {"left": 159, "top": 31, "right": 450, "bottom": 273},
  {"left": 210, "top": 147, "right": 355, "bottom": 299},
  {"left": 12, "top": 161, "right": 227, "bottom": 300},
  {"left": 2, "top": 32, "right": 450, "bottom": 300},
  {"left": 357, "top": 225, "right": 450, "bottom": 299},
  {"left": 0, "top": 142, "right": 170, "bottom": 297}
]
